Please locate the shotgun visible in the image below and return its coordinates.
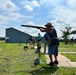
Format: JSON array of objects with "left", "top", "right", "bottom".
[{"left": 21, "top": 25, "right": 45, "bottom": 29}]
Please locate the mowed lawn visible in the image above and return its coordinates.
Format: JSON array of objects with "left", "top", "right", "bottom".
[
  {"left": 59, "top": 42, "right": 76, "bottom": 52},
  {"left": 59, "top": 42, "right": 76, "bottom": 62},
  {"left": 0, "top": 41, "right": 76, "bottom": 75}
]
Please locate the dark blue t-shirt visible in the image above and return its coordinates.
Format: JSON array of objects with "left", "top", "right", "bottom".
[
  {"left": 48, "top": 29, "right": 59, "bottom": 45},
  {"left": 44, "top": 29, "right": 59, "bottom": 45}
]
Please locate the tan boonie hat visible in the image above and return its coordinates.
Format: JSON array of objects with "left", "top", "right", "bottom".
[{"left": 45, "top": 23, "right": 53, "bottom": 27}]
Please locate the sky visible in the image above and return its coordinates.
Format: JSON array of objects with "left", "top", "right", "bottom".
[{"left": 0, "top": 0, "right": 76, "bottom": 38}]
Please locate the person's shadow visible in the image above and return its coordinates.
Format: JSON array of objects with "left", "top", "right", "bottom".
[
  {"left": 28, "top": 66, "right": 59, "bottom": 75},
  {"left": 13, "top": 65, "right": 59, "bottom": 75}
]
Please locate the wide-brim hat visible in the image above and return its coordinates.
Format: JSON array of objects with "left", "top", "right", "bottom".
[{"left": 45, "top": 23, "right": 53, "bottom": 27}]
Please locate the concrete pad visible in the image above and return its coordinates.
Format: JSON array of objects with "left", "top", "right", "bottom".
[
  {"left": 58, "top": 61, "right": 71, "bottom": 67},
  {"left": 45, "top": 54, "right": 72, "bottom": 67},
  {"left": 40, "top": 48, "right": 76, "bottom": 67},
  {"left": 69, "top": 62, "right": 76, "bottom": 67},
  {"left": 58, "top": 53, "right": 71, "bottom": 62},
  {"left": 35, "top": 47, "right": 76, "bottom": 67}
]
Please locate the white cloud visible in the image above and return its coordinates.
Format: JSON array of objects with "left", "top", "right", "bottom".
[
  {"left": 45, "top": 0, "right": 76, "bottom": 22},
  {"left": 31, "top": 1, "right": 40, "bottom": 7},
  {"left": 53, "top": 18, "right": 65, "bottom": 24},
  {"left": 0, "top": 29, "right": 5, "bottom": 37},
  {"left": 0, "top": 0, "right": 19, "bottom": 12},
  {"left": 24, "top": 5, "right": 33, "bottom": 11},
  {"left": 51, "top": 18, "right": 70, "bottom": 28},
  {"left": 0, "top": 15, "right": 9, "bottom": 25},
  {"left": 40, "top": 0, "right": 46, "bottom": 4},
  {"left": 8, "top": 13, "right": 26, "bottom": 22},
  {"left": 21, "top": 1, "right": 40, "bottom": 11},
  {"left": 48, "top": 5, "right": 76, "bottom": 23},
  {"left": 25, "top": 22, "right": 35, "bottom": 25},
  {"left": 0, "top": 12, "right": 33, "bottom": 25},
  {"left": 40, "top": 0, "right": 76, "bottom": 10},
  {"left": 40, "top": 0, "right": 64, "bottom": 6},
  {"left": 67, "top": 0, "right": 76, "bottom": 9}
]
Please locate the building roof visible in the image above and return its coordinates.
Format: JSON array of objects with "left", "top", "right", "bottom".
[{"left": 6, "top": 27, "right": 32, "bottom": 37}]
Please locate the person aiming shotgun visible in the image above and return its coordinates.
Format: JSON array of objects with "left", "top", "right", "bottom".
[
  {"left": 21, "top": 23, "right": 59, "bottom": 66},
  {"left": 39, "top": 23, "right": 59, "bottom": 66}
]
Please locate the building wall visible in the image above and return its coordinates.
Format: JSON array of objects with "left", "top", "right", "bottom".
[{"left": 5, "top": 28, "right": 31, "bottom": 43}]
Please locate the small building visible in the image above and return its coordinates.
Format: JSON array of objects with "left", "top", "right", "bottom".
[{"left": 5, "top": 27, "right": 32, "bottom": 43}]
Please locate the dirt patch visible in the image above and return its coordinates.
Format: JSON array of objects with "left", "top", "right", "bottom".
[{"left": 0, "top": 49, "right": 2, "bottom": 50}]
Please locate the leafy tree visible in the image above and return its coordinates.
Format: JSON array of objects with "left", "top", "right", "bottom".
[
  {"left": 71, "top": 30, "right": 76, "bottom": 34},
  {"left": 0, "top": 37, "right": 5, "bottom": 40},
  {"left": 61, "top": 27, "right": 72, "bottom": 44}
]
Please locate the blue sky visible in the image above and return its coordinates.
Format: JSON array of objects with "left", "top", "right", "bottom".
[{"left": 0, "top": 0, "right": 76, "bottom": 38}]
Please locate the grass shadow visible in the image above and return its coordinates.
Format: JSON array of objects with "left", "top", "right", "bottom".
[
  {"left": 13, "top": 65, "right": 59, "bottom": 75},
  {"left": 29, "top": 66, "right": 59, "bottom": 75}
]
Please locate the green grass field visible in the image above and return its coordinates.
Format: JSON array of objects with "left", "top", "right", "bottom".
[
  {"left": 0, "top": 41, "right": 76, "bottom": 75},
  {"left": 59, "top": 42, "right": 76, "bottom": 62},
  {"left": 59, "top": 42, "right": 76, "bottom": 52},
  {"left": 61, "top": 53, "right": 76, "bottom": 62}
]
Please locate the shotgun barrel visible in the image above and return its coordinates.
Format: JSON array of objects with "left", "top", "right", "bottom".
[{"left": 21, "top": 25, "right": 45, "bottom": 29}]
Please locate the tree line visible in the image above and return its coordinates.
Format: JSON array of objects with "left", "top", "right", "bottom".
[
  {"left": 0, "top": 37, "right": 5, "bottom": 40},
  {"left": 61, "top": 27, "right": 76, "bottom": 44}
]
